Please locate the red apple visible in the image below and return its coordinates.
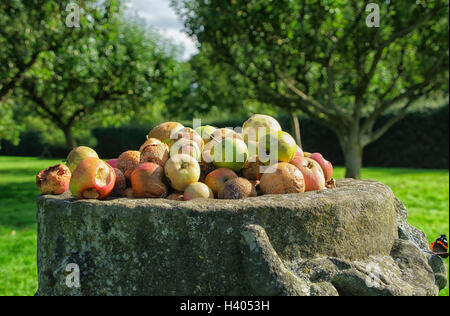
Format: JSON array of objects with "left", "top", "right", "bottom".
[
  {"left": 36, "top": 164, "right": 71, "bottom": 195},
  {"left": 106, "top": 159, "right": 118, "bottom": 169},
  {"left": 69, "top": 157, "right": 116, "bottom": 199},
  {"left": 204, "top": 168, "right": 238, "bottom": 198},
  {"left": 290, "top": 146, "right": 304, "bottom": 166},
  {"left": 293, "top": 157, "right": 325, "bottom": 192},
  {"left": 309, "top": 153, "right": 333, "bottom": 181}
]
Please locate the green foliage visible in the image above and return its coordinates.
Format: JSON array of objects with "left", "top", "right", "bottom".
[
  {"left": 0, "top": 156, "right": 447, "bottom": 295},
  {"left": 172, "top": 0, "right": 449, "bottom": 177},
  {"left": 1, "top": 0, "right": 185, "bottom": 149},
  {"left": 0, "top": 101, "right": 23, "bottom": 147}
]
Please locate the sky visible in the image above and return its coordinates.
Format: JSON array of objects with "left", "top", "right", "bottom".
[{"left": 126, "top": 0, "right": 198, "bottom": 60}]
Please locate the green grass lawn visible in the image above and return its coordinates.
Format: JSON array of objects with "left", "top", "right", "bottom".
[{"left": 0, "top": 156, "right": 448, "bottom": 296}]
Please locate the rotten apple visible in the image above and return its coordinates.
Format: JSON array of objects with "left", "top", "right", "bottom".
[
  {"left": 69, "top": 157, "right": 116, "bottom": 200},
  {"left": 36, "top": 164, "right": 71, "bottom": 195}
]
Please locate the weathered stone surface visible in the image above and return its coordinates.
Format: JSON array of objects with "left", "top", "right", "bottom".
[{"left": 35, "top": 179, "right": 446, "bottom": 296}]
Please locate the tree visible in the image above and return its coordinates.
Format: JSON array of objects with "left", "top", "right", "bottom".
[
  {"left": 13, "top": 3, "right": 178, "bottom": 149},
  {"left": 0, "top": 0, "right": 100, "bottom": 103},
  {"left": 173, "top": 0, "right": 449, "bottom": 178}
]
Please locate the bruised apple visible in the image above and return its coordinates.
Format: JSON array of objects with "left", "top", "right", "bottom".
[
  {"left": 117, "top": 151, "right": 141, "bottom": 174},
  {"left": 204, "top": 168, "right": 238, "bottom": 198},
  {"left": 260, "top": 163, "right": 305, "bottom": 195},
  {"left": 184, "top": 182, "right": 214, "bottom": 201},
  {"left": 309, "top": 153, "right": 333, "bottom": 182},
  {"left": 221, "top": 177, "right": 257, "bottom": 200},
  {"left": 69, "top": 157, "right": 116, "bottom": 200},
  {"left": 131, "top": 163, "right": 168, "bottom": 198},
  {"left": 36, "top": 164, "right": 71, "bottom": 195},
  {"left": 140, "top": 142, "right": 170, "bottom": 167},
  {"left": 164, "top": 154, "right": 201, "bottom": 191},
  {"left": 293, "top": 157, "right": 325, "bottom": 192},
  {"left": 139, "top": 137, "right": 162, "bottom": 152},
  {"left": 66, "top": 146, "right": 98, "bottom": 173}
]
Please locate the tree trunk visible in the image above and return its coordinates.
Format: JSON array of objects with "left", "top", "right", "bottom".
[
  {"left": 290, "top": 111, "right": 302, "bottom": 149},
  {"left": 63, "top": 126, "right": 77, "bottom": 150},
  {"left": 338, "top": 130, "right": 364, "bottom": 179}
]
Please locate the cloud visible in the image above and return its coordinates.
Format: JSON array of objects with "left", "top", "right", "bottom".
[{"left": 127, "top": 0, "right": 198, "bottom": 60}]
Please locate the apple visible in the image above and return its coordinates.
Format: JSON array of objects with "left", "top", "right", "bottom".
[
  {"left": 211, "top": 138, "right": 249, "bottom": 172},
  {"left": 201, "top": 138, "right": 219, "bottom": 164},
  {"left": 290, "top": 146, "right": 304, "bottom": 167},
  {"left": 147, "top": 122, "right": 184, "bottom": 144},
  {"left": 221, "top": 177, "right": 257, "bottom": 199},
  {"left": 184, "top": 182, "right": 214, "bottom": 201},
  {"left": 111, "top": 168, "right": 127, "bottom": 197},
  {"left": 309, "top": 153, "right": 334, "bottom": 182},
  {"left": 211, "top": 128, "right": 244, "bottom": 142},
  {"left": 106, "top": 159, "right": 118, "bottom": 169},
  {"left": 117, "top": 151, "right": 141, "bottom": 174},
  {"left": 168, "top": 127, "right": 204, "bottom": 151},
  {"left": 242, "top": 114, "right": 282, "bottom": 143},
  {"left": 259, "top": 131, "right": 297, "bottom": 164},
  {"left": 139, "top": 137, "right": 163, "bottom": 152},
  {"left": 241, "top": 156, "right": 264, "bottom": 181},
  {"left": 164, "top": 154, "right": 201, "bottom": 191},
  {"left": 204, "top": 168, "right": 238, "bottom": 198},
  {"left": 131, "top": 163, "right": 168, "bottom": 198},
  {"left": 66, "top": 146, "right": 99, "bottom": 173},
  {"left": 247, "top": 140, "right": 258, "bottom": 157},
  {"left": 69, "top": 157, "right": 116, "bottom": 200},
  {"left": 36, "top": 164, "right": 71, "bottom": 195},
  {"left": 140, "top": 142, "right": 170, "bottom": 167},
  {"left": 293, "top": 157, "right": 325, "bottom": 192},
  {"left": 260, "top": 162, "right": 305, "bottom": 195},
  {"left": 170, "top": 138, "right": 201, "bottom": 161},
  {"left": 194, "top": 125, "right": 217, "bottom": 143},
  {"left": 199, "top": 161, "right": 216, "bottom": 183}
]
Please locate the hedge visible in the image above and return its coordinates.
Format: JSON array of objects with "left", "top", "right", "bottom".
[{"left": 1, "top": 105, "right": 448, "bottom": 169}]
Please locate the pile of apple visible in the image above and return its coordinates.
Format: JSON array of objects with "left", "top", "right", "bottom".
[{"left": 36, "top": 114, "right": 336, "bottom": 201}]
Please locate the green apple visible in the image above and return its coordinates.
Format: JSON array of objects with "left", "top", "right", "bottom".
[
  {"left": 66, "top": 146, "right": 99, "bottom": 173},
  {"left": 247, "top": 140, "right": 258, "bottom": 157},
  {"left": 194, "top": 125, "right": 217, "bottom": 143},
  {"left": 259, "top": 131, "right": 297, "bottom": 164},
  {"left": 211, "top": 138, "right": 249, "bottom": 172},
  {"left": 242, "top": 114, "right": 282, "bottom": 143}
]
